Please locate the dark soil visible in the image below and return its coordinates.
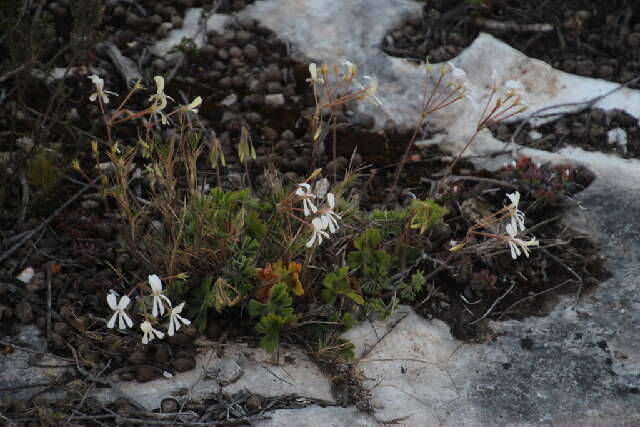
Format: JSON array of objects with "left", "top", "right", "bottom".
[
  {"left": 491, "top": 107, "right": 640, "bottom": 159},
  {"left": 382, "top": 0, "right": 640, "bottom": 88},
  {"left": 0, "top": 0, "right": 616, "bottom": 421}
]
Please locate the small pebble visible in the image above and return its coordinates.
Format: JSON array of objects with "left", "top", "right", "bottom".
[
  {"left": 264, "top": 94, "right": 285, "bottom": 106},
  {"left": 136, "top": 366, "right": 157, "bottom": 383},
  {"left": 161, "top": 398, "right": 179, "bottom": 413}
]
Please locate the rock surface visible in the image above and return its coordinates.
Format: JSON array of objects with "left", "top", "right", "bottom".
[
  {"left": 0, "top": 325, "right": 70, "bottom": 402},
  {"left": 94, "top": 342, "right": 334, "bottom": 411}
]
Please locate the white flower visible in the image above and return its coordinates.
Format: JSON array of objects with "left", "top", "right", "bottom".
[
  {"left": 148, "top": 76, "right": 174, "bottom": 124},
  {"left": 447, "top": 61, "right": 467, "bottom": 83},
  {"left": 306, "top": 63, "right": 325, "bottom": 84},
  {"left": 167, "top": 302, "right": 191, "bottom": 336},
  {"left": 295, "top": 183, "right": 318, "bottom": 216},
  {"left": 504, "top": 80, "right": 528, "bottom": 106},
  {"left": 306, "top": 217, "right": 330, "bottom": 248},
  {"left": 318, "top": 192, "right": 341, "bottom": 233},
  {"left": 341, "top": 60, "right": 357, "bottom": 80},
  {"left": 182, "top": 96, "right": 202, "bottom": 114},
  {"left": 505, "top": 223, "right": 538, "bottom": 260},
  {"left": 506, "top": 191, "right": 526, "bottom": 232},
  {"left": 88, "top": 75, "right": 117, "bottom": 104},
  {"left": 361, "top": 75, "right": 382, "bottom": 106},
  {"left": 140, "top": 320, "right": 164, "bottom": 344},
  {"left": 148, "top": 274, "right": 172, "bottom": 318},
  {"left": 106, "top": 293, "right": 134, "bottom": 330}
]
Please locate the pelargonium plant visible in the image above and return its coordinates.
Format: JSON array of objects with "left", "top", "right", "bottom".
[{"left": 106, "top": 274, "right": 191, "bottom": 344}]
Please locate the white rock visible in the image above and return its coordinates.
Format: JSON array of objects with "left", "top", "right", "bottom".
[
  {"left": 16, "top": 267, "right": 35, "bottom": 284},
  {"left": 94, "top": 343, "right": 334, "bottom": 411}
]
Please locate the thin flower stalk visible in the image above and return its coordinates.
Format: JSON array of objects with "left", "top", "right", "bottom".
[{"left": 394, "top": 61, "right": 471, "bottom": 187}]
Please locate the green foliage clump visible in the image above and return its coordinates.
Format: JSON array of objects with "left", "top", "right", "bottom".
[
  {"left": 322, "top": 266, "right": 364, "bottom": 305},
  {"left": 408, "top": 198, "right": 449, "bottom": 234},
  {"left": 26, "top": 152, "right": 61, "bottom": 194},
  {"left": 249, "top": 283, "right": 298, "bottom": 353},
  {"left": 347, "top": 228, "right": 392, "bottom": 294}
]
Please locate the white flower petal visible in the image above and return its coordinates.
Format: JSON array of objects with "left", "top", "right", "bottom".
[
  {"left": 107, "top": 312, "right": 117, "bottom": 329},
  {"left": 177, "top": 314, "right": 190, "bottom": 326},
  {"left": 118, "top": 312, "right": 127, "bottom": 330},
  {"left": 154, "top": 75, "right": 165, "bottom": 94},
  {"left": 149, "top": 274, "right": 162, "bottom": 292},
  {"left": 117, "top": 295, "right": 130, "bottom": 310},
  {"left": 106, "top": 293, "right": 118, "bottom": 310},
  {"left": 327, "top": 192, "right": 335, "bottom": 209},
  {"left": 122, "top": 311, "right": 133, "bottom": 329}
]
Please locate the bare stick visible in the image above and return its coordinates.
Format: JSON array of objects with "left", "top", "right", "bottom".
[
  {"left": 46, "top": 267, "right": 52, "bottom": 350},
  {"left": 474, "top": 18, "right": 554, "bottom": 34},
  {"left": 507, "top": 75, "right": 640, "bottom": 150},
  {"left": 497, "top": 279, "right": 573, "bottom": 320},
  {"left": 0, "top": 177, "right": 98, "bottom": 264},
  {"left": 469, "top": 281, "right": 517, "bottom": 325}
]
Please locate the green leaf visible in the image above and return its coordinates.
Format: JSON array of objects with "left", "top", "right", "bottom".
[
  {"left": 408, "top": 198, "right": 449, "bottom": 234},
  {"left": 346, "top": 292, "right": 364, "bottom": 305},
  {"left": 192, "top": 276, "right": 214, "bottom": 332},
  {"left": 322, "top": 267, "right": 363, "bottom": 305},
  {"left": 255, "top": 312, "right": 297, "bottom": 353},
  {"left": 248, "top": 283, "right": 294, "bottom": 318}
]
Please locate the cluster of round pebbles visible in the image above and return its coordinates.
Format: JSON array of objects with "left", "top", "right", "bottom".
[
  {"left": 159, "top": 17, "right": 378, "bottom": 183},
  {"left": 101, "top": 0, "right": 256, "bottom": 52},
  {"left": 492, "top": 108, "right": 640, "bottom": 159},
  {"left": 382, "top": 1, "right": 640, "bottom": 88}
]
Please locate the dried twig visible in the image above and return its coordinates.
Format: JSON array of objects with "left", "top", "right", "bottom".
[
  {"left": 469, "top": 281, "right": 517, "bottom": 325},
  {"left": 0, "top": 177, "right": 98, "bottom": 264},
  {"left": 17, "top": 174, "right": 29, "bottom": 228},
  {"left": 0, "top": 410, "right": 18, "bottom": 427},
  {"left": 166, "top": 0, "right": 222, "bottom": 84},
  {"left": 46, "top": 267, "right": 52, "bottom": 349},
  {"left": 497, "top": 279, "right": 574, "bottom": 320},
  {"left": 507, "top": 75, "right": 640, "bottom": 150},
  {"left": 357, "top": 311, "right": 411, "bottom": 361},
  {"left": 101, "top": 42, "right": 143, "bottom": 87},
  {"left": 474, "top": 18, "right": 554, "bottom": 34}
]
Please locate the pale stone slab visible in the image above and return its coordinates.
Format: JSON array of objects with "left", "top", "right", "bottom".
[{"left": 94, "top": 343, "right": 334, "bottom": 411}]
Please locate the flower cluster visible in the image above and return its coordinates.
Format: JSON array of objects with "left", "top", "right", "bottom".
[
  {"left": 106, "top": 274, "right": 191, "bottom": 344},
  {"left": 295, "top": 182, "right": 341, "bottom": 247},
  {"left": 87, "top": 74, "right": 202, "bottom": 127},
  {"left": 503, "top": 191, "right": 538, "bottom": 259}
]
